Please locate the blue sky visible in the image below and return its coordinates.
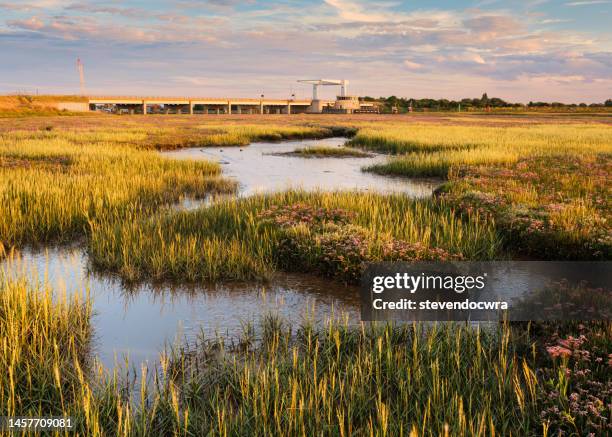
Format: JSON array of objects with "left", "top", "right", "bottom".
[{"left": 0, "top": 0, "right": 610, "bottom": 102}]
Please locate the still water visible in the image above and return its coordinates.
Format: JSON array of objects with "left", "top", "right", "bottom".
[
  {"left": 161, "top": 137, "right": 439, "bottom": 197},
  {"left": 1, "top": 137, "right": 439, "bottom": 368}
]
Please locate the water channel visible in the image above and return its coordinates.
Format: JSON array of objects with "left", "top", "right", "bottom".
[{"left": 1, "top": 137, "right": 440, "bottom": 368}]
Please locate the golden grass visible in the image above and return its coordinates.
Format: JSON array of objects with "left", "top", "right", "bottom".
[
  {"left": 88, "top": 190, "right": 501, "bottom": 283},
  {"left": 353, "top": 123, "right": 612, "bottom": 177},
  {"left": 0, "top": 129, "right": 234, "bottom": 249},
  {"left": 0, "top": 272, "right": 543, "bottom": 436},
  {"left": 0, "top": 116, "right": 610, "bottom": 435}
]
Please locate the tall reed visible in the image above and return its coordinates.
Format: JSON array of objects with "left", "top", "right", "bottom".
[
  {"left": 88, "top": 190, "right": 501, "bottom": 283},
  {"left": 0, "top": 272, "right": 543, "bottom": 436}
]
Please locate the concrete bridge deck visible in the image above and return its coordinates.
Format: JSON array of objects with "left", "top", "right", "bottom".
[{"left": 88, "top": 96, "right": 315, "bottom": 114}]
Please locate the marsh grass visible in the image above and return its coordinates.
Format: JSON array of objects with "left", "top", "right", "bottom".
[
  {"left": 441, "top": 155, "right": 611, "bottom": 259},
  {"left": 0, "top": 274, "right": 91, "bottom": 420},
  {"left": 1, "top": 117, "right": 610, "bottom": 436},
  {"left": 1, "top": 272, "right": 547, "bottom": 436},
  {"left": 161, "top": 317, "right": 542, "bottom": 436},
  {"left": 0, "top": 129, "right": 237, "bottom": 251},
  {"left": 354, "top": 124, "right": 611, "bottom": 178},
  {"left": 352, "top": 123, "right": 611, "bottom": 259},
  {"left": 88, "top": 190, "right": 501, "bottom": 283},
  {"left": 275, "top": 146, "right": 373, "bottom": 158},
  {"left": 144, "top": 124, "right": 335, "bottom": 149}
]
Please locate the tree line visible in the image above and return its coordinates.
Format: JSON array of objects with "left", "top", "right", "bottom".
[{"left": 361, "top": 94, "right": 612, "bottom": 112}]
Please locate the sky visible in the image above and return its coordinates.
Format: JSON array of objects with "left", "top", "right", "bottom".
[{"left": 0, "top": 0, "right": 611, "bottom": 102}]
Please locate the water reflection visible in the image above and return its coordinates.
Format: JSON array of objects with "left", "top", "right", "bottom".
[
  {"left": 161, "top": 137, "right": 439, "bottom": 197},
  {"left": 1, "top": 246, "right": 359, "bottom": 368}
]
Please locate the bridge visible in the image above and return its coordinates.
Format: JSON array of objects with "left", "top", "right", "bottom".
[{"left": 87, "top": 96, "right": 318, "bottom": 115}]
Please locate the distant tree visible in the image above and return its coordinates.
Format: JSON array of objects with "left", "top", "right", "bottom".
[
  {"left": 489, "top": 97, "right": 507, "bottom": 107},
  {"left": 605, "top": 99, "right": 612, "bottom": 107},
  {"left": 480, "top": 93, "right": 490, "bottom": 107}
]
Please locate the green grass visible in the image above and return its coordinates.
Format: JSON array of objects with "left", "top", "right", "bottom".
[
  {"left": 1, "top": 117, "right": 611, "bottom": 436},
  {"left": 3, "top": 272, "right": 608, "bottom": 435},
  {"left": 145, "top": 124, "right": 339, "bottom": 149},
  {"left": 162, "top": 317, "right": 543, "bottom": 436},
  {"left": 88, "top": 190, "right": 501, "bottom": 283},
  {"left": 0, "top": 130, "right": 235, "bottom": 250},
  {"left": 365, "top": 147, "right": 519, "bottom": 178},
  {"left": 0, "top": 273, "right": 545, "bottom": 436},
  {"left": 0, "top": 275, "right": 91, "bottom": 421}
]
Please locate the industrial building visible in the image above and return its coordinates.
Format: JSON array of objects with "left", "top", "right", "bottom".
[{"left": 298, "top": 79, "right": 378, "bottom": 114}]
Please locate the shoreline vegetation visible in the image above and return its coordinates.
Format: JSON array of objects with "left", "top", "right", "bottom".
[
  {"left": 88, "top": 191, "right": 498, "bottom": 283},
  {"left": 2, "top": 276, "right": 610, "bottom": 435},
  {"left": 272, "top": 146, "right": 373, "bottom": 158},
  {"left": 1, "top": 114, "right": 611, "bottom": 435}
]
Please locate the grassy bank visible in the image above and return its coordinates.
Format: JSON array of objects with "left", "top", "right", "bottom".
[
  {"left": 88, "top": 191, "right": 500, "bottom": 283},
  {"left": 0, "top": 275, "right": 91, "bottom": 421},
  {"left": 0, "top": 95, "right": 88, "bottom": 117},
  {"left": 144, "top": 124, "right": 343, "bottom": 149},
  {"left": 354, "top": 124, "right": 611, "bottom": 178},
  {"left": 350, "top": 122, "right": 611, "bottom": 259},
  {"left": 0, "top": 129, "right": 234, "bottom": 251}
]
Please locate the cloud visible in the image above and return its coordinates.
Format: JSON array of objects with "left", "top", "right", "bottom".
[
  {"left": 540, "top": 19, "right": 573, "bottom": 24},
  {"left": 0, "top": 0, "right": 609, "bottom": 102},
  {"left": 403, "top": 60, "right": 423, "bottom": 70},
  {"left": 565, "top": 1, "right": 611, "bottom": 5},
  {"left": 463, "top": 15, "right": 525, "bottom": 41},
  {"left": 323, "top": 0, "right": 389, "bottom": 22},
  {"left": 64, "top": 3, "right": 147, "bottom": 18},
  {"left": 7, "top": 16, "right": 45, "bottom": 30},
  {"left": 444, "top": 52, "right": 488, "bottom": 65},
  {"left": 6, "top": 15, "right": 222, "bottom": 44},
  {"left": 0, "top": 0, "right": 71, "bottom": 8}
]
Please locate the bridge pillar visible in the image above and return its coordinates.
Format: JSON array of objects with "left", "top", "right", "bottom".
[
  {"left": 142, "top": 101, "right": 147, "bottom": 115},
  {"left": 287, "top": 103, "right": 291, "bottom": 115},
  {"left": 236, "top": 105, "right": 242, "bottom": 114},
  {"left": 189, "top": 101, "right": 194, "bottom": 115},
  {"left": 260, "top": 102, "right": 264, "bottom": 114},
  {"left": 227, "top": 102, "right": 231, "bottom": 114}
]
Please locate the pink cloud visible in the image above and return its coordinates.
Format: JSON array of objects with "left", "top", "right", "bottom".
[{"left": 7, "top": 16, "right": 45, "bottom": 30}]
